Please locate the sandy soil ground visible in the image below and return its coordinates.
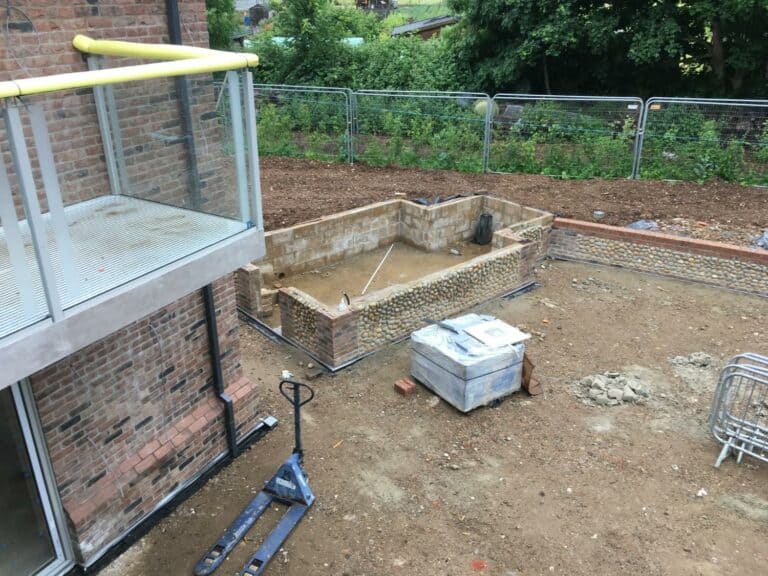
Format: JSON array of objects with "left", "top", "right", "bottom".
[
  {"left": 101, "top": 261, "right": 768, "bottom": 576},
  {"left": 260, "top": 158, "right": 768, "bottom": 249}
]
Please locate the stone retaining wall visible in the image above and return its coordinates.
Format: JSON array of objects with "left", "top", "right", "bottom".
[
  {"left": 357, "top": 243, "right": 536, "bottom": 350},
  {"left": 278, "top": 241, "right": 538, "bottom": 368},
  {"left": 549, "top": 218, "right": 768, "bottom": 296}
]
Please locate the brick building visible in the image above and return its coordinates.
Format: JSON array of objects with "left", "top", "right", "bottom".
[{"left": 0, "top": 2, "right": 266, "bottom": 575}]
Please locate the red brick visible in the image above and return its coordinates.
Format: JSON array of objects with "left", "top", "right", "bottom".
[{"left": 394, "top": 378, "right": 417, "bottom": 396}]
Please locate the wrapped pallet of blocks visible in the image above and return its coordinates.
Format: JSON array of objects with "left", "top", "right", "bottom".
[{"left": 410, "top": 314, "right": 528, "bottom": 412}]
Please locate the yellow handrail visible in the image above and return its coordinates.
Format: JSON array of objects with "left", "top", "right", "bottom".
[{"left": 0, "top": 35, "right": 259, "bottom": 99}]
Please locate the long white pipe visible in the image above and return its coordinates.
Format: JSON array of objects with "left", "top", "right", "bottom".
[{"left": 361, "top": 244, "right": 395, "bottom": 295}]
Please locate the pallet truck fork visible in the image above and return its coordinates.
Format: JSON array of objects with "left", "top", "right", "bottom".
[{"left": 194, "top": 379, "right": 316, "bottom": 576}]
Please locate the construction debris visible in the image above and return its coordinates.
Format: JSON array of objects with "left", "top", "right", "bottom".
[
  {"left": 671, "top": 352, "right": 714, "bottom": 368},
  {"left": 572, "top": 371, "right": 650, "bottom": 407}
]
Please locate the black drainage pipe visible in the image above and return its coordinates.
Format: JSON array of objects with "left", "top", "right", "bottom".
[
  {"left": 165, "top": 0, "right": 203, "bottom": 208},
  {"left": 202, "top": 284, "right": 239, "bottom": 458}
]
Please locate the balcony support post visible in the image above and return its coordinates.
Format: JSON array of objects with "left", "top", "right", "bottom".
[
  {"left": 0, "top": 153, "right": 37, "bottom": 318},
  {"left": 243, "top": 70, "right": 263, "bottom": 231},
  {"left": 4, "top": 106, "right": 64, "bottom": 321},
  {"left": 28, "top": 104, "right": 82, "bottom": 301},
  {"left": 227, "top": 71, "right": 251, "bottom": 226}
]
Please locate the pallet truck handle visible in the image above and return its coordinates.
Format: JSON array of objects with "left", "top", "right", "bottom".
[
  {"left": 278, "top": 379, "right": 315, "bottom": 407},
  {"left": 279, "top": 380, "right": 314, "bottom": 461}
]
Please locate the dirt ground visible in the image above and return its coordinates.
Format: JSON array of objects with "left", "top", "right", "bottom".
[
  {"left": 260, "top": 158, "right": 768, "bottom": 248},
  {"left": 102, "top": 261, "right": 768, "bottom": 576}
]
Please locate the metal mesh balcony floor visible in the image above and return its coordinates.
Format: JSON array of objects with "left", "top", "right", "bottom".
[{"left": 0, "top": 195, "right": 246, "bottom": 339}]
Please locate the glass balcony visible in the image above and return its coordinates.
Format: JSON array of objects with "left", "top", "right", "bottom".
[{"left": 0, "top": 68, "right": 262, "bottom": 340}]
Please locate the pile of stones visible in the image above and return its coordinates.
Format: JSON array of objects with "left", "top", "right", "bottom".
[{"left": 572, "top": 371, "right": 651, "bottom": 407}]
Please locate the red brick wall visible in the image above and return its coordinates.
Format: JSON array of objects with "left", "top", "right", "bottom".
[
  {"left": 29, "top": 275, "right": 261, "bottom": 562},
  {"left": 0, "top": 2, "right": 261, "bottom": 564}
]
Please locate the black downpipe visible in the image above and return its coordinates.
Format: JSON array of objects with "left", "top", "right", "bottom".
[
  {"left": 166, "top": 0, "right": 203, "bottom": 208},
  {"left": 202, "top": 284, "right": 239, "bottom": 458}
]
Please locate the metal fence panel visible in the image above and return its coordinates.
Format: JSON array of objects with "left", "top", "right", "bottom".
[
  {"left": 488, "top": 95, "right": 643, "bottom": 179},
  {"left": 250, "top": 84, "right": 353, "bottom": 163},
  {"left": 352, "top": 90, "right": 491, "bottom": 172},
  {"left": 636, "top": 98, "right": 768, "bottom": 185}
]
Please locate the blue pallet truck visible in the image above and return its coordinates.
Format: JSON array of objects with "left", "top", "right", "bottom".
[{"left": 193, "top": 379, "right": 316, "bottom": 576}]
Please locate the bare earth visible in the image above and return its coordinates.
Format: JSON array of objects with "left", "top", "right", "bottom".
[
  {"left": 260, "top": 158, "right": 768, "bottom": 248},
  {"left": 101, "top": 261, "right": 768, "bottom": 576}
]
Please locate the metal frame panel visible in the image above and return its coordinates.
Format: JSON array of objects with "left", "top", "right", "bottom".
[
  {"left": 353, "top": 89, "right": 491, "bottom": 172},
  {"left": 10, "top": 380, "right": 74, "bottom": 575},
  {"left": 88, "top": 56, "right": 123, "bottom": 195},
  {"left": 4, "top": 106, "right": 64, "bottom": 321},
  {"left": 489, "top": 93, "right": 644, "bottom": 178},
  {"left": 227, "top": 71, "right": 251, "bottom": 224},
  {"left": 634, "top": 96, "right": 768, "bottom": 183},
  {"left": 244, "top": 71, "right": 264, "bottom": 230},
  {"left": 28, "top": 104, "right": 82, "bottom": 301},
  {"left": 0, "top": 150, "right": 38, "bottom": 319},
  {"left": 253, "top": 83, "right": 354, "bottom": 163}
]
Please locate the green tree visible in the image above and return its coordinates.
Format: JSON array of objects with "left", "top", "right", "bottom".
[
  {"left": 206, "top": 0, "right": 239, "bottom": 49},
  {"left": 447, "top": 0, "right": 768, "bottom": 97},
  {"left": 272, "top": 0, "right": 345, "bottom": 83}
]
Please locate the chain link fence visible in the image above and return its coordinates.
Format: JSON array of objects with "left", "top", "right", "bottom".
[
  {"left": 488, "top": 95, "right": 643, "bottom": 179},
  {"left": 352, "top": 90, "right": 490, "bottom": 172},
  {"left": 635, "top": 98, "right": 768, "bottom": 185},
  {"left": 242, "top": 81, "right": 767, "bottom": 187}
]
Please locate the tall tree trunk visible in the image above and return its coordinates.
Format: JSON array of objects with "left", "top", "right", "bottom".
[
  {"left": 542, "top": 55, "right": 551, "bottom": 95},
  {"left": 710, "top": 17, "right": 725, "bottom": 88}
]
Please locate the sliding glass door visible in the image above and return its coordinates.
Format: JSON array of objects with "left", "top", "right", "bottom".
[{"left": 0, "top": 383, "right": 70, "bottom": 575}]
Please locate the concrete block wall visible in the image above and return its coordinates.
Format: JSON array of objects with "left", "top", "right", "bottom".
[
  {"left": 28, "top": 274, "right": 260, "bottom": 563},
  {"left": 400, "top": 197, "right": 484, "bottom": 251},
  {"left": 549, "top": 218, "right": 768, "bottom": 296},
  {"left": 254, "top": 196, "right": 551, "bottom": 288},
  {"left": 266, "top": 201, "right": 401, "bottom": 277}
]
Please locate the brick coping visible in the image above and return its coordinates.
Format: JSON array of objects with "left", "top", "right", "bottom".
[{"left": 554, "top": 218, "right": 768, "bottom": 266}]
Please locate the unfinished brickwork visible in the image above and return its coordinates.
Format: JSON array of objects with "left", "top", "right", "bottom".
[
  {"left": 28, "top": 274, "right": 260, "bottom": 562},
  {"left": 357, "top": 243, "right": 536, "bottom": 349},
  {"left": 278, "top": 241, "right": 538, "bottom": 368},
  {"left": 549, "top": 219, "right": 768, "bottom": 296},
  {"left": 239, "top": 196, "right": 552, "bottom": 319},
  {"left": 236, "top": 263, "right": 265, "bottom": 318},
  {"left": 399, "top": 198, "right": 483, "bottom": 250},
  {"left": 266, "top": 202, "right": 401, "bottom": 277}
]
